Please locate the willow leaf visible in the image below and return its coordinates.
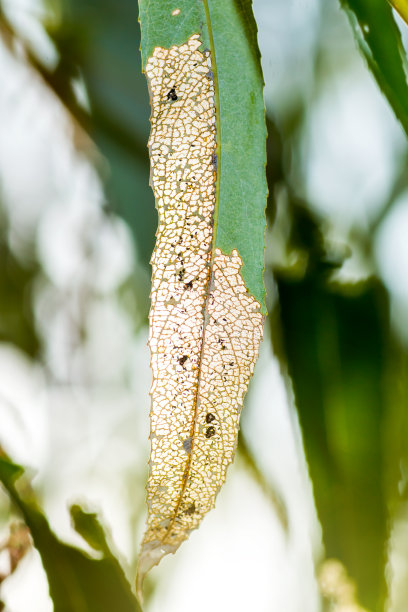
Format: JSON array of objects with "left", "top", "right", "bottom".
[
  {"left": 137, "top": 0, "right": 267, "bottom": 590},
  {"left": 341, "top": 0, "right": 408, "bottom": 137}
]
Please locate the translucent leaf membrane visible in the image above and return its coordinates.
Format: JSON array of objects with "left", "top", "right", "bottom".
[{"left": 137, "top": 35, "right": 264, "bottom": 589}]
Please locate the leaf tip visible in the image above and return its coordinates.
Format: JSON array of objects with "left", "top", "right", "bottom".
[{"left": 136, "top": 540, "right": 178, "bottom": 599}]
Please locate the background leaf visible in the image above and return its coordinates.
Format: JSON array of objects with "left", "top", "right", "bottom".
[
  {"left": 274, "top": 202, "right": 389, "bottom": 610},
  {"left": 341, "top": 0, "right": 408, "bottom": 137},
  {"left": 0, "top": 456, "right": 142, "bottom": 612},
  {"left": 50, "top": 0, "right": 156, "bottom": 269}
]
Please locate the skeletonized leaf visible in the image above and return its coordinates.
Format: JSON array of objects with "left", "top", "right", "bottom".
[{"left": 137, "top": 0, "right": 267, "bottom": 590}]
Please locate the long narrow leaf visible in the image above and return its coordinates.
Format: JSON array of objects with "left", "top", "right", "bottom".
[
  {"left": 137, "top": 0, "right": 267, "bottom": 590},
  {"left": 277, "top": 272, "right": 389, "bottom": 611},
  {"left": 341, "top": 0, "right": 408, "bottom": 137}
]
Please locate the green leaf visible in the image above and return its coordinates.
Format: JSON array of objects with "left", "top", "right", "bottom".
[
  {"left": 138, "top": 0, "right": 267, "bottom": 311},
  {"left": 49, "top": 0, "right": 156, "bottom": 268},
  {"left": 139, "top": 0, "right": 210, "bottom": 67},
  {"left": 69, "top": 504, "right": 111, "bottom": 556},
  {"left": 0, "top": 457, "right": 142, "bottom": 612},
  {"left": 276, "top": 271, "right": 389, "bottom": 611},
  {"left": 340, "top": 0, "right": 408, "bottom": 138},
  {"left": 208, "top": 0, "right": 267, "bottom": 311}
]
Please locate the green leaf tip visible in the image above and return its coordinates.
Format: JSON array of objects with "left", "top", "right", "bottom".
[{"left": 0, "top": 456, "right": 24, "bottom": 485}]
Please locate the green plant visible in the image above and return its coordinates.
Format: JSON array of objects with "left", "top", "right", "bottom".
[{"left": 0, "top": 1, "right": 408, "bottom": 610}]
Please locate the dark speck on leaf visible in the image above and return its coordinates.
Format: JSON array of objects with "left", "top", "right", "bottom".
[
  {"left": 184, "top": 502, "right": 196, "bottom": 515},
  {"left": 167, "top": 87, "right": 178, "bottom": 101},
  {"left": 179, "top": 355, "right": 188, "bottom": 366},
  {"left": 205, "top": 426, "right": 216, "bottom": 439},
  {"left": 206, "top": 413, "right": 215, "bottom": 423}
]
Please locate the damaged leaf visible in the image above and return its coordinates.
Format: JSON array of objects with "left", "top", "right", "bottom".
[{"left": 137, "top": 0, "right": 267, "bottom": 591}]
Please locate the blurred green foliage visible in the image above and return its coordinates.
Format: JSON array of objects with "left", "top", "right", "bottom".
[
  {"left": 266, "top": 120, "right": 395, "bottom": 609},
  {"left": 276, "top": 256, "right": 389, "bottom": 610},
  {"left": 0, "top": 456, "right": 141, "bottom": 611},
  {"left": 0, "top": 220, "right": 40, "bottom": 356},
  {"left": 341, "top": 0, "right": 408, "bottom": 137},
  {"left": 48, "top": 0, "right": 156, "bottom": 267},
  {"left": 0, "top": 0, "right": 408, "bottom": 610}
]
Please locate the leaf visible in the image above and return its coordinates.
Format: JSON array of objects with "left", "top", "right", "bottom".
[
  {"left": 69, "top": 504, "right": 111, "bottom": 556},
  {"left": 276, "top": 271, "right": 389, "bottom": 611},
  {"left": 48, "top": 0, "right": 156, "bottom": 269},
  {"left": 340, "top": 0, "right": 408, "bottom": 137},
  {"left": 388, "top": 0, "right": 408, "bottom": 28},
  {"left": 0, "top": 456, "right": 142, "bottom": 612},
  {"left": 137, "top": 0, "right": 267, "bottom": 589}
]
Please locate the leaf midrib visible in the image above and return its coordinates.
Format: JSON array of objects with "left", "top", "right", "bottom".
[{"left": 162, "top": 0, "right": 221, "bottom": 544}]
